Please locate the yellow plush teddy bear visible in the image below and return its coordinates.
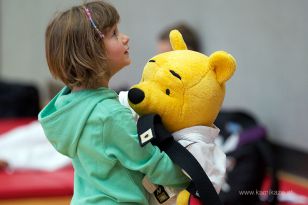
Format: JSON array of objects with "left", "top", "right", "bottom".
[{"left": 127, "top": 30, "right": 236, "bottom": 205}]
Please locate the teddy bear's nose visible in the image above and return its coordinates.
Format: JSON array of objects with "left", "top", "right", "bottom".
[{"left": 128, "top": 88, "right": 145, "bottom": 104}]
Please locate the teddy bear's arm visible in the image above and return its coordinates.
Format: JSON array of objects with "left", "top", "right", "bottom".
[{"left": 118, "top": 91, "right": 139, "bottom": 121}]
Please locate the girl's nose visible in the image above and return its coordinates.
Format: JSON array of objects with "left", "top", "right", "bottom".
[{"left": 122, "top": 34, "right": 129, "bottom": 44}]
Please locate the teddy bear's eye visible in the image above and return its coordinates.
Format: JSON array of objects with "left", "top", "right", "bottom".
[
  {"left": 170, "top": 70, "right": 181, "bottom": 80},
  {"left": 166, "top": 89, "right": 170, "bottom": 95},
  {"left": 149, "top": 59, "right": 156, "bottom": 63}
]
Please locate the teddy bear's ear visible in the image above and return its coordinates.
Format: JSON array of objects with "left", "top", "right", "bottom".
[
  {"left": 209, "top": 51, "right": 236, "bottom": 84},
  {"left": 169, "top": 30, "right": 187, "bottom": 51}
]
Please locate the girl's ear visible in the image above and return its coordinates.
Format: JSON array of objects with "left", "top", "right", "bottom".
[
  {"left": 169, "top": 30, "right": 187, "bottom": 51},
  {"left": 209, "top": 51, "right": 236, "bottom": 84}
]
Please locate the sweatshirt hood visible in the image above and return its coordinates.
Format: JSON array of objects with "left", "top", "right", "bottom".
[{"left": 38, "top": 87, "right": 118, "bottom": 158}]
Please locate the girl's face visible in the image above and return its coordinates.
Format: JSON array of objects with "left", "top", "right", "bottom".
[
  {"left": 103, "top": 24, "right": 131, "bottom": 76},
  {"left": 157, "top": 39, "right": 172, "bottom": 53}
]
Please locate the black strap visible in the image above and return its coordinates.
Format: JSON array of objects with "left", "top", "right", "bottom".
[
  {"left": 137, "top": 114, "right": 222, "bottom": 205},
  {"left": 186, "top": 182, "right": 197, "bottom": 196}
]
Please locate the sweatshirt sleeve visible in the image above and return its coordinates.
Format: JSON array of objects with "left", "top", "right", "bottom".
[{"left": 102, "top": 107, "right": 189, "bottom": 187}]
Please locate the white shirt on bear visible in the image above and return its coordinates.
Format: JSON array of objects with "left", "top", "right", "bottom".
[{"left": 172, "top": 125, "right": 226, "bottom": 193}]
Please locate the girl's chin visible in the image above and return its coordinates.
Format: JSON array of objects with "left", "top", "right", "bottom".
[{"left": 125, "top": 58, "right": 132, "bottom": 66}]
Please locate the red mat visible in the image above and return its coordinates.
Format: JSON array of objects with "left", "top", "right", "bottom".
[
  {"left": 263, "top": 175, "right": 308, "bottom": 205},
  {"left": 0, "top": 118, "right": 74, "bottom": 199},
  {"left": 0, "top": 118, "right": 36, "bottom": 134}
]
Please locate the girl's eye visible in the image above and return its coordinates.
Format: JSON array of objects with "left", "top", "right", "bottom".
[{"left": 113, "top": 30, "right": 119, "bottom": 39}]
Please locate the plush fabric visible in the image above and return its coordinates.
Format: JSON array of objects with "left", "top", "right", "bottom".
[
  {"left": 128, "top": 30, "right": 236, "bottom": 205},
  {"left": 128, "top": 30, "right": 236, "bottom": 133}
]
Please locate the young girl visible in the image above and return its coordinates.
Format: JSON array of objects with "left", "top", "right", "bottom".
[{"left": 39, "top": 1, "right": 189, "bottom": 204}]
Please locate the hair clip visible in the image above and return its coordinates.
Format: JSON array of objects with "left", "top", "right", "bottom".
[{"left": 83, "top": 6, "right": 104, "bottom": 39}]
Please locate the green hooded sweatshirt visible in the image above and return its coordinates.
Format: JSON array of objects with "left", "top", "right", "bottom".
[{"left": 39, "top": 87, "right": 188, "bottom": 205}]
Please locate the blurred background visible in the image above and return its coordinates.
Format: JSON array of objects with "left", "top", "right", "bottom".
[{"left": 0, "top": 0, "right": 308, "bottom": 204}]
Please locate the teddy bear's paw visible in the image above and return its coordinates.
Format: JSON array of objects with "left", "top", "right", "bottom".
[{"left": 176, "top": 189, "right": 190, "bottom": 205}]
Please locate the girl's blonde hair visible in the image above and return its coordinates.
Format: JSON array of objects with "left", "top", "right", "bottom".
[{"left": 45, "top": 0, "right": 119, "bottom": 89}]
